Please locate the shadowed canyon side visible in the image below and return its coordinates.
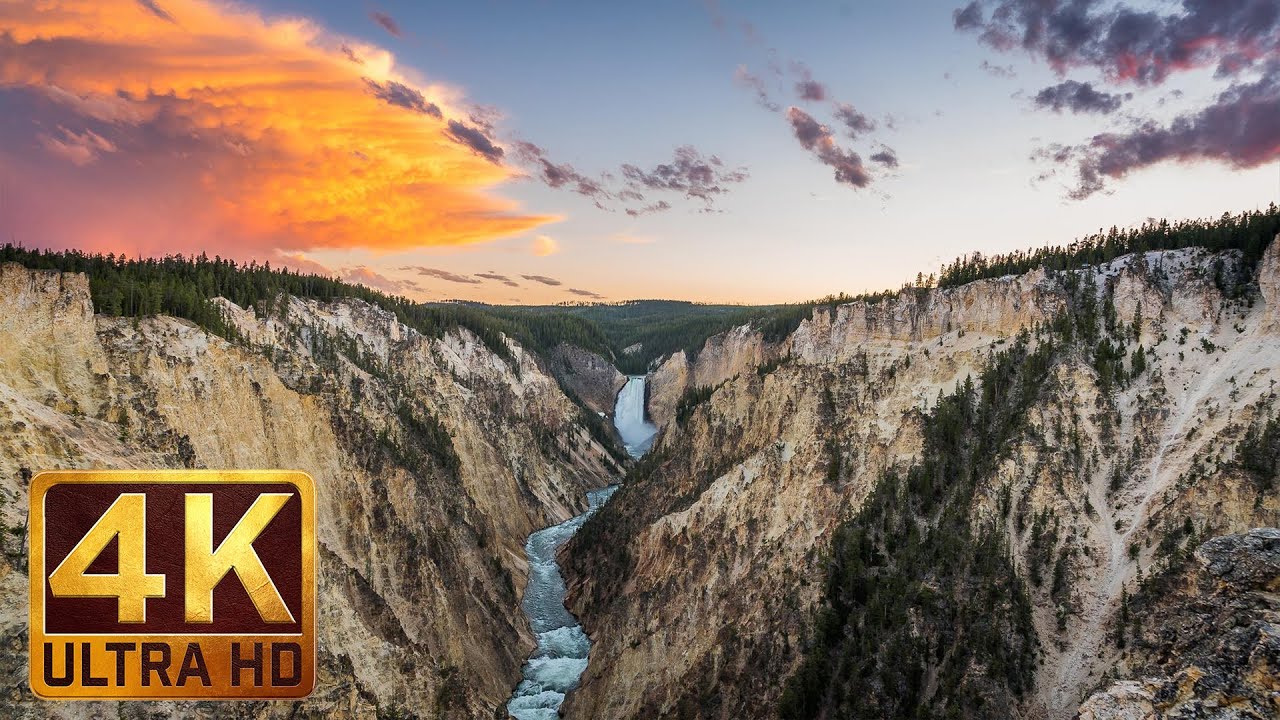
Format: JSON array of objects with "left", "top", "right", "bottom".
[
  {"left": 0, "top": 264, "right": 623, "bottom": 719},
  {"left": 561, "top": 238, "right": 1280, "bottom": 719}
]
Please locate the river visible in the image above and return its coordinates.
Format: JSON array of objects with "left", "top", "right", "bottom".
[{"left": 505, "top": 376, "right": 655, "bottom": 719}]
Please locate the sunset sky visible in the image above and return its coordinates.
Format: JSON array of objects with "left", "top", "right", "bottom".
[{"left": 1, "top": 0, "right": 1278, "bottom": 304}]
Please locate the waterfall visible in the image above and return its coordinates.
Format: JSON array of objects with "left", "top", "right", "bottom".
[{"left": 613, "top": 376, "right": 657, "bottom": 459}]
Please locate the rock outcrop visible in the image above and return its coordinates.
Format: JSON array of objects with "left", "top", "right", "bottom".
[
  {"left": 564, "top": 242, "right": 1280, "bottom": 719},
  {"left": 0, "top": 264, "right": 622, "bottom": 719},
  {"left": 1077, "top": 528, "right": 1280, "bottom": 719},
  {"left": 546, "top": 342, "right": 627, "bottom": 416}
]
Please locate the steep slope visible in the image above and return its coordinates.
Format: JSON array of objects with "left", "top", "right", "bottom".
[
  {"left": 545, "top": 342, "right": 627, "bottom": 417},
  {"left": 561, "top": 240, "right": 1280, "bottom": 719},
  {"left": 1078, "top": 528, "right": 1279, "bottom": 720},
  {"left": 0, "top": 263, "right": 622, "bottom": 719}
]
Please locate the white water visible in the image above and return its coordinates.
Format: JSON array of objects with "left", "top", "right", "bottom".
[
  {"left": 506, "top": 377, "right": 652, "bottom": 719},
  {"left": 613, "top": 376, "right": 658, "bottom": 459}
]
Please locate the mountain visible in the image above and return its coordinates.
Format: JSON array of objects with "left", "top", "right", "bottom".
[
  {"left": 560, "top": 237, "right": 1280, "bottom": 719},
  {"left": 0, "top": 263, "right": 623, "bottom": 718},
  {"left": 1, "top": 215, "right": 1278, "bottom": 720}
]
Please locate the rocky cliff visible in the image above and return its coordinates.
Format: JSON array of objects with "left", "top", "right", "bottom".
[
  {"left": 0, "top": 263, "right": 622, "bottom": 719},
  {"left": 563, "top": 241, "right": 1280, "bottom": 719},
  {"left": 1078, "top": 528, "right": 1279, "bottom": 719},
  {"left": 546, "top": 342, "right": 627, "bottom": 417}
]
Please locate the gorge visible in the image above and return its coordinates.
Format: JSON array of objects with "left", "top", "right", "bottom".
[{"left": 1, "top": 214, "right": 1279, "bottom": 720}]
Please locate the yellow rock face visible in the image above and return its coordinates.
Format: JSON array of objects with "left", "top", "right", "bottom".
[{"left": 0, "top": 264, "right": 621, "bottom": 719}]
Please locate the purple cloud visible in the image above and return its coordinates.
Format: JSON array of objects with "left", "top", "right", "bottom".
[
  {"left": 625, "top": 200, "right": 672, "bottom": 217},
  {"left": 620, "top": 146, "right": 749, "bottom": 204},
  {"left": 513, "top": 142, "right": 748, "bottom": 213},
  {"left": 786, "top": 107, "right": 873, "bottom": 188},
  {"left": 792, "top": 63, "right": 827, "bottom": 102},
  {"left": 833, "top": 102, "right": 876, "bottom": 139},
  {"left": 954, "top": 0, "right": 1280, "bottom": 85},
  {"left": 735, "top": 65, "right": 781, "bottom": 112},
  {"left": 1033, "top": 80, "right": 1131, "bottom": 114},
  {"left": 363, "top": 79, "right": 442, "bottom": 118},
  {"left": 1048, "top": 69, "right": 1280, "bottom": 199},
  {"left": 444, "top": 120, "right": 504, "bottom": 164},
  {"left": 979, "top": 60, "right": 1016, "bottom": 78},
  {"left": 401, "top": 266, "right": 481, "bottom": 284},
  {"left": 521, "top": 274, "right": 562, "bottom": 286},
  {"left": 370, "top": 11, "right": 402, "bottom": 38},
  {"left": 870, "top": 148, "right": 899, "bottom": 168},
  {"left": 513, "top": 141, "right": 612, "bottom": 199},
  {"left": 476, "top": 271, "right": 518, "bottom": 287},
  {"left": 956, "top": 0, "right": 1280, "bottom": 198},
  {"left": 136, "top": 0, "right": 175, "bottom": 23},
  {"left": 340, "top": 44, "right": 364, "bottom": 65}
]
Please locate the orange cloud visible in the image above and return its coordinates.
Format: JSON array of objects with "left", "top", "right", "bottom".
[
  {"left": 0, "top": 0, "right": 555, "bottom": 258},
  {"left": 531, "top": 235, "right": 560, "bottom": 256}
]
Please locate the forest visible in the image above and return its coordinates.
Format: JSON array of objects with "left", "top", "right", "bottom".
[
  {"left": 0, "top": 244, "right": 608, "bottom": 366},
  {"left": 778, "top": 257, "right": 1159, "bottom": 718},
  {"left": 938, "top": 205, "right": 1280, "bottom": 288},
  {"left": 4, "top": 206, "right": 1276, "bottom": 380},
  {"left": 0, "top": 240, "right": 835, "bottom": 376}
]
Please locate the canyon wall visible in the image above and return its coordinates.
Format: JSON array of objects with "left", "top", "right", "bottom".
[
  {"left": 0, "top": 264, "right": 622, "bottom": 719},
  {"left": 564, "top": 242, "right": 1280, "bottom": 719}
]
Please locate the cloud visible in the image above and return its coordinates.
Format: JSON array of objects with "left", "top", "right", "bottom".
[
  {"left": 521, "top": 274, "right": 562, "bottom": 286},
  {"left": 363, "top": 78, "right": 442, "bottom": 118},
  {"left": 402, "top": 266, "right": 482, "bottom": 284},
  {"left": 625, "top": 201, "right": 672, "bottom": 217},
  {"left": 953, "top": 2, "right": 984, "bottom": 31},
  {"left": 339, "top": 44, "right": 363, "bottom": 65},
  {"left": 1047, "top": 69, "right": 1280, "bottom": 199},
  {"left": 531, "top": 235, "right": 559, "bottom": 256},
  {"left": 1033, "top": 80, "right": 1130, "bottom": 115},
  {"left": 954, "top": 0, "right": 1280, "bottom": 85},
  {"left": 475, "top": 271, "right": 518, "bottom": 287},
  {"left": 0, "top": 0, "right": 553, "bottom": 259},
  {"left": 870, "top": 148, "right": 899, "bottom": 168},
  {"left": 512, "top": 141, "right": 611, "bottom": 199},
  {"left": 275, "top": 252, "right": 333, "bottom": 276},
  {"left": 444, "top": 119, "right": 505, "bottom": 163},
  {"left": 735, "top": 65, "right": 780, "bottom": 111},
  {"left": 833, "top": 102, "right": 876, "bottom": 139},
  {"left": 135, "top": 0, "right": 174, "bottom": 23},
  {"left": 567, "top": 288, "right": 605, "bottom": 300},
  {"left": 791, "top": 62, "right": 827, "bottom": 102},
  {"left": 717, "top": 9, "right": 894, "bottom": 193},
  {"left": 369, "top": 10, "right": 402, "bottom": 38},
  {"left": 38, "top": 126, "right": 117, "bottom": 166},
  {"left": 979, "top": 60, "right": 1016, "bottom": 78},
  {"left": 795, "top": 80, "right": 825, "bottom": 101},
  {"left": 620, "top": 146, "right": 749, "bottom": 204},
  {"left": 343, "top": 266, "right": 417, "bottom": 293},
  {"left": 955, "top": 0, "right": 1280, "bottom": 198},
  {"left": 513, "top": 140, "right": 747, "bottom": 212},
  {"left": 785, "top": 107, "right": 873, "bottom": 188}
]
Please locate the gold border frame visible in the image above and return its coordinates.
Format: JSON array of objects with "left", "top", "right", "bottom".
[{"left": 28, "top": 469, "right": 316, "bottom": 700}]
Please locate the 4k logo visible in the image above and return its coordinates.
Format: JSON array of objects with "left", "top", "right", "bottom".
[{"left": 29, "top": 470, "right": 316, "bottom": 700}]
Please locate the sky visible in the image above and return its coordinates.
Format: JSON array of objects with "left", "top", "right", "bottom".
[{"left": 1, "top": 0, "right": 1278, "bottom": 304}]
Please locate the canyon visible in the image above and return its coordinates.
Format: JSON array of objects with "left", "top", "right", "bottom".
[
  {"left": 562, "top": 240, "right": 1280, "bottom": 719},
  {"left": 1, "top": 236, "right": 1278, "bottom": 719},
  {"left": 0, "top": 263, "right": 622, "bottom": 718}
]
